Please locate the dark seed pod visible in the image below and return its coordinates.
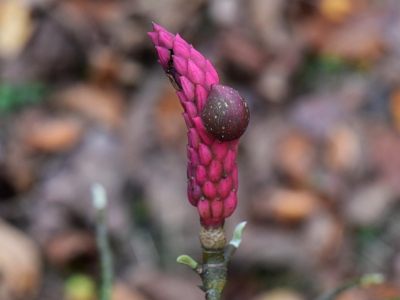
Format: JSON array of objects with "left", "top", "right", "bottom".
[{"left": 201, "top": 84, "right": 250, "bottom": 141}]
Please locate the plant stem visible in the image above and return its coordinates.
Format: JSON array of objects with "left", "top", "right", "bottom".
[
  {"left": 92, "top": 183, "right": 113, "bottom": 300},
  {"left": 177, "top": 223, "right": 246, "bottom": 299},
  {"left": 201, "top": 247, "right": 227, "bottom": 300},
  {"left": 202, "top": 223, "right": 247, "bottom": 299},
  {"left": 316, "top": 273, "right": 384, "bottom": 300}
]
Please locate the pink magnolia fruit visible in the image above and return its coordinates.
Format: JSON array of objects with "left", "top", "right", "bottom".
[{"left": 148, "top": 23, "right": 249, "bottom": 228}]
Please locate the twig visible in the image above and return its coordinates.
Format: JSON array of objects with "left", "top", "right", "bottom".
[
  {"left": 316, "top": 273, "right": 384, "bottom": 300},
  {"left": 92, "top": 183, "right": 113, "bottom": 300}
]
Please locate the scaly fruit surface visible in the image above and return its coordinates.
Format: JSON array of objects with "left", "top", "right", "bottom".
[{"left": 148, "top": 23, "right": 249, "bottom": 228}]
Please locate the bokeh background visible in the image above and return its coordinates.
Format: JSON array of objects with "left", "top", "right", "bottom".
[{"left": 1, "top": 0, "right": 400, "bottom": 299}]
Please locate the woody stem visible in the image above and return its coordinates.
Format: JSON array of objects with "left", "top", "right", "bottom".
[
  {"left": 178, "top": 223, "right": 246, "bottom": 300},
  {"left": 199, "top": 226, "right": 227, "bottom": 300}
]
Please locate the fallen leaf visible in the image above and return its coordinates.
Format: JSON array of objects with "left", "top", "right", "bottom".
[
  {"left": 250, "top": 0, "right": 293, "bottom": 51},
  {"left": 0, "top": 221, "right": 42, "bottom": 300},
  {"left": 297, "top": 14, "right": 334, "bottom": 51},
  {"left": 368, "top": 126, "right": 400, "bottom": 193},
  {"left": 390, "top": 88, "right": 400, "bottom": 132},
  {"left": 275, "top": 131, "right": 317, "bottom": 186},
  {"left": 365, "top": 282, "right": 400, "bottom": 299},
  {"left": 319, "top": 0, "right": 355, "bottom": 23},
  {"left": 323, "top": 123, "right": 362, "bottom": 173},
  {"left": 344, "top": 182, "right": 395, "bottom": 226},
  {"left": 88, "top": 47, "right": 121, "bottom": 87},
  {"left": 62, "top": 0, "right": 122, "bottom": 24},
  {"left": 44, "top": 230, "right": 96, "bottom": 269},
  {"left": 303, "top": 212, "right": 343, "bottom": 263},
  {"left": 256, "top": 67, "right": 288, "bottom": 102},
  {"left": 55, "top": 84, "right": 125, "bottom": 128},
  {"left": 219, "top": 31, "right": 268, "bottom": 75},
  {"left": 252, "top": 188, "right": 320, "bottom": 225},
  {"left": 2, "top": 141, "right": 35, "bottom": 193},
  {"left": 334, "top": 289, "right": 366, "bottom": 300},
  {"left": 25, "top": 117, "right": 83, "bottom": 153},
  {"left": 289, "top": 94, "right": 347, "bottom": 138},
  {"left": 321, "top": 11, "right": 384, "bottom": 61},
  {"left": 0, "top": 0, "right": 34, "bottom": 58}
]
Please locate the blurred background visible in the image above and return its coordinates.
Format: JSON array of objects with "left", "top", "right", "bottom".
[{"left": 1, "top": 0, "right": 400, "bottom": 299}]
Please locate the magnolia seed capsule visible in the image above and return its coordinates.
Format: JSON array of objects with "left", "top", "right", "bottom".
[{"left": 201, "top": 84, "right": 250, "bottom": 141}]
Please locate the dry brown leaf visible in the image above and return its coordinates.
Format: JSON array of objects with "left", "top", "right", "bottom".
[
  {"left": 62, "top": 0, "right": 122, "bottom": 24},
  {"left": 319, "top": 0, "right": 355, "bottom": 23},
  {"left": 390, "top": 89, "right": 400, "bottom": 132},
  {"left": 321, "top": 12, "right": 384, "bottom": 61},
  {"left": 25, "top": 118, "right": 83, "bottom": 153},
  {"left": 297, "top": 14, "right": 334, "bottom": 51},
  {"left": 219, "top": 31, "right": 268, "bottom": 75},
  {"left": 0, "top": 221, "right": 42, "bottom": 300},
  {"left": 89, "top": 48, "right": 121, "bottom": 87},
  {"left": 56, "top": 84, "right": 125, "bottom": 128},
  {"left": 344, "top": 182, "right": 394, "bottom": 226},
  {"left": 249, "top": 0, "right": 292, "bottom": 52},
  {"left": 44, "top": 230, "right": 96, "bottom": 269},
  {"left": 366, "top": 282, "right": 400, "bottom": 299},
  {"left": 269, "top": 189, "right": 320, "bottom": 224},
  {"left": 323, "top": 124, "right": 361, "bottom": 173},
  {"left": 2, "top": 142, "right": 34, "bottom": 193},
  {"left": 0, "top": 0, "right": 34, "bottom": 58},
  {"left": 334, "top": 289, "right": 367, "bottom": 300},
  {"left": 257, "top": 67, "right": 288, "bottom": 102},
  {"left": 303, "top": 212, "right": 343, "bottom": 264},
  {"left": 252, "top": 188, "right": 320, "bottom": 225},
  {"left": 368, "top": 126, "right": 400, "bottom": 193},
  {"left": 275, "top": 131, "right": 316, "bottom": 185}
]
